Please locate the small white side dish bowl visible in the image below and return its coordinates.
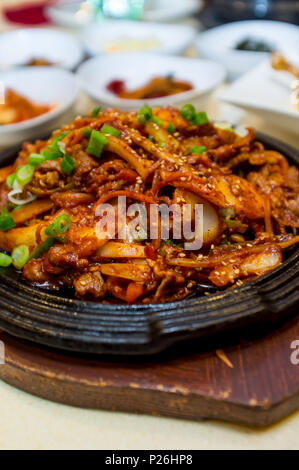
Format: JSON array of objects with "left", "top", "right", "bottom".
[
  {"left": 0, "top": 28, "right": 84, "bottom": 71},
  {"left": 0, "top": 67, "right": 78, "bottom": 147},
  {"left": 140, "top": 0, "right": 203, "bottom": 22},
  {"left": 220, "top": 60, "right": 299, "bottom": 134},
  {"left": 46, "top": 0, "right": 202, "bottom": 27},
  {"left": 76, "top": 53, "right": 226, "bottom": 111},
  {"left": 80, "top": 21, "right": 196, "bottom": 56},
  {"left": 196, "top": 20, "right": 299, "bottom": 80}
]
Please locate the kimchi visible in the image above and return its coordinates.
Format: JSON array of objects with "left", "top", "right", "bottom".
[{"left": 0, "top": 89, "right": 53, "bottom": 125}]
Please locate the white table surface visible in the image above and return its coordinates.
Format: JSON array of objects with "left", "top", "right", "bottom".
[{"left": 0, "top": 3, "right": 299, "bottom": 450}]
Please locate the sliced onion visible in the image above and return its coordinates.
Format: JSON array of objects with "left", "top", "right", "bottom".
[
  {"left": 58, "top": 141, "right": 66, "bottom": 154},
  {"left": 174, "top": 189, "right": 220, "bottom": 244},
  {"left": 12, "top": 178, "right": 23, "bottom": 192},
  {"left": 214, "top": 121, "right": 233, "bottom": 132},
  {"left": 8, "top": 188, "right": 36, "bottom": 206}
]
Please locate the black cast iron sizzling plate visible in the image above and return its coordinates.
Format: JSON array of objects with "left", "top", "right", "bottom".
[{"left": 0, "top": 132, "right": 298, "bottom": 356}]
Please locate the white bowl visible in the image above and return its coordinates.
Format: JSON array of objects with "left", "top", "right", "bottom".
[
  {"left": 76, "top": 53, "right": 226, "bottom": 111},
  {"left": 45, "top": 2, "right": 90, "bottom": 29},
  {"left": 144, "top": 0, "right": 202, "bottom": 22},
  {"left": 46, "top": 0, "right": 202, "bottom": 28},
  {"left": 221, "top": 59, "right": 299, "bottom": 135},
  {"left": 80, "top": 21, "right": 196, "bottom": 56},
  {"left": 0, "top": 28, "right": 84, "bottom": 71},
  {"left": 196, "top": 20, "right": 299, "bottom": 80},
  {"left": 0, "top": 67, "right": 78, "bottom": 147}
]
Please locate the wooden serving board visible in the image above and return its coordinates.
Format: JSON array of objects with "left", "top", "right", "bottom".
[{"left": 0, "top": 316, "right": 298, "bottom": 427}]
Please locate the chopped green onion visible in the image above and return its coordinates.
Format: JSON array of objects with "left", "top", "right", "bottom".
[
  {"left": 219, "top": 207, "right": 236, "bottom": 219},
  {"left": 29, "top": 237, "right": 54, "bottom": 260},
  {"left": 0, "top": 252, "right": 12, "bottom": 267},
  {"left": 46, "top": 213, "right": 72, "bottom": 237},
  {"left": 82, "top": 127, "right": 92, "bottom": 139},
  {"left": 60, "top": 154, "right": 75, "bottom": 174},
  {"left": 195, "top": 111, "right": 209, "bottom": 125},
  {"left": 87, "top": 130, "right": 108, "bottom": 158},
  {"left": 0, "top": 208, "right": 16, "bottom": 231},
  {"left": 12, "top": 245, "right": 30, "bottom": 270},
  {"left": 151, "top": 116, "right": 163, "bottom": 127},
  {"left": 54, "top": 214, "right": 71, "bottom": 234},
  {"left": 148, "top": 135, "right": 154, "bottom": 142},
  {"left": 180, "top": 104, "right": 196, "bottom": 122},
  {"left": 189, "top": 145, "right": 206, "bottom": 155},
  {"left": 50, "top": 131, "right": 70, "bottom": 147},
  {"left": 138, "top": 105, "right": 152, "bottom": 124},
  {"left": 167, "top": 123, "right": 176, "bottom": 134},
  {"left": 56, "top": 131, "right": 70, "bottom": 141},
  {"left": 16, "top": 165, "right": 35, "bottom": 186},
  {"left": 101, "top": 125, "right": 120, "bottom": 137},
  {"left": 91, "top": 106, "right": 101, "bottom": 118},
  {"left": 6, "top": 173, "right": 16, "bottom": 188},
  {"left": 180, "top": 106, "right": 209, "bottom": 126},
  {"left": 45, "top": 224, "right": 55, "bottom": 237},
  {"left": 44, "top": 131, "right": 71, "bottom": 159},
  {"left": 41, "top": 148, "right": 62, "bottom": 160},
  {"left": 28, "top": 153, "right": 46, "bottom": 167}
]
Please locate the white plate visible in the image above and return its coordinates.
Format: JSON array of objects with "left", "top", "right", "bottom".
[
  {"left": 220, "top": 60, "right": 299, "bottom": 134},
  {"left": 80, "top": 21, "right": 196, "bottom": 56},
  {"left": 196, "top": 20, "right": 299, "bottom": 80},
  {"left": 0, "top": 67, "right": 78, "bottom": 147},
  {"left": 77, "top": 52, "right": 226, "bottom": 111},
  {"left": 46, "top": 0, "right": 202, "bottom": 27},
  {"left": 0, "top": 28, "right": 84, "bottom": 71}
]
